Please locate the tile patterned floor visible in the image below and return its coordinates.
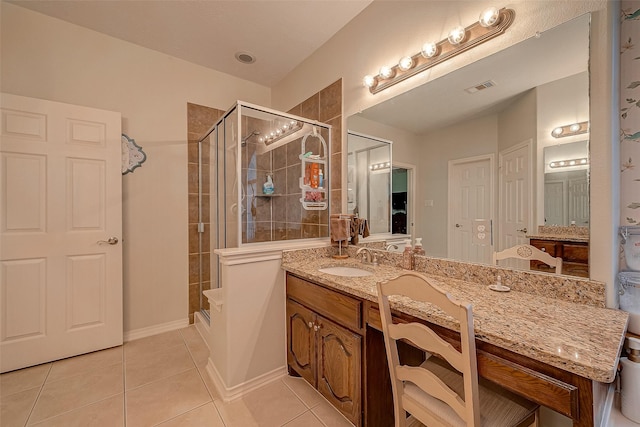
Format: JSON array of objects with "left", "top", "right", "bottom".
[{"left": 0, "top": 326, "right": 354, "bottom": 427}]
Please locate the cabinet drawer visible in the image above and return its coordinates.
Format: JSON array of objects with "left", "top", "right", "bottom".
[
  {"left": 562, "top": 262, "right": 589, "bottom": 278},
  {"left": 529, "top": 239, "right": 557, "bottom": 256},
  {"left": 562, "top": 243, "right": 588, "bottom": 263},
  {"left": 287, "top": 274, "right": 362, "bottom": 332},
  {"left": 530, "top": 260, "right": 557, "bottom": 274}
]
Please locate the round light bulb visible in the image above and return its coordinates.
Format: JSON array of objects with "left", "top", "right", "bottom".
[
  {"left": 479, "top": 7, "right": 499, "bottom": 27},
  {"left": 569, "top": 123, "right": 581, "bottom": 132},
  {"left": 448, "top": 26, "right": 466, "bottom": 45},
  {"left": 398, "top": 56, "right": 413, "bottom": 71},
  {"left": 275, "top": 129, "right": 282, "bottom": 136},
  {"left": 580, "top": 159, "right": 587, "bottom": 164},
  {"left": 550, "top": 162, "right": 557, "bottom": 168},
  {"left": 559, "top": 161, "right": 566, "bottom": 166},
  {"left": 569, "top": 160, "right": 576, "bottom": 166},
  {"left": 282, "top": 123, "right": 289, "bottom": 131},
  {"left": 552, "top": 127, "right": 563, "bottom": 136},
  {"left": 363, "top": 75, "right": 376, "bottom": 88},
  {"left": 421, "top": 42, "right": 438, "bottom": 58},
  {"left": 258, "top": 137, "right": 264, "bottom": 143},
  {"left": 379, "top": 65, "right": 394, "bottom": 79}
]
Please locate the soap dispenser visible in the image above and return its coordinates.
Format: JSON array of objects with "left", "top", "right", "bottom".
[
  {"left": 263, "top": 174, "right": 274, "bottom": 195},
  {"left": 413, "top": 237, "right": 425, "bottom": 255},
  {"left": 402, "top": 239, "right": 414, "bottom": 270}
]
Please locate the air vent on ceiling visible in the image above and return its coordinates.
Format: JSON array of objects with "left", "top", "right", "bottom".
[{"left": 465, "top": 80, "right": 497, "bottom": 94}]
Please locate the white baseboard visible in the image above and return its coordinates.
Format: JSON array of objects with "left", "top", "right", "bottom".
[
  {"left": 124, "top": 318, "right": 189, "bottom": 342},
  {"left": 205, "top": 359, "right": 287, "bottom": 402},
  {"left": 193, "top": 312, "right": 210, "bottom": 351}
]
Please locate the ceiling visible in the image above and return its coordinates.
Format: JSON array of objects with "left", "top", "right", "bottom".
[
  {"left": 354, "top": 14, "right": 590, "bottom": 134},
  {"left": 7, "top": 0, "right": 372, "bottom": 87}
]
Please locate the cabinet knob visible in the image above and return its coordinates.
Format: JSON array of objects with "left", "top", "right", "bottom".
[
  {"left": 516, "top": 228, "right": 528, "bottom": 233},
  {"left": 308, "top": 321, "right": 314, "bottom": 328},
  {"left": 314, "top": 324, "right": 322, "bottom": 331},
  {"left": 541, "top": 247, "right": 546, "bottom": 252}
]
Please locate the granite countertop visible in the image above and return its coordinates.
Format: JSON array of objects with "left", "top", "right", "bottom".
[
  {"left": 527, "top": 234, "right": 590, "bottom": 243},
  {"left": 281, "top": 255, "right": 628, "bottom": 384}
]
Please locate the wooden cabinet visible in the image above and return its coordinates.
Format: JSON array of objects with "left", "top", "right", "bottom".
[
  {"left": 286, "top": 274, "right": 362, "bottom": 425},
  {"left": 529, "top": 239, "right": 589, "bottom": 278}
]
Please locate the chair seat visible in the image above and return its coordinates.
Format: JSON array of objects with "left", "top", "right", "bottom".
[{"left": 404, "top": 358, "right": 538, "bottom": 427}]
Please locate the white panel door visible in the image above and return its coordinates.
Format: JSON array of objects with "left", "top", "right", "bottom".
[
  {"left": 0, "top": 93, "right": 122, "bottom": 373},
  {"left": 544, "top": 180, "right": 566, "bottom": 226},
  {"left": 569, "top": 176, "right": 589, "bottom": 226},
  {"left": 449, "top": 155, "right": 494, "bottom": 264},
  {"left": 498, "top": 141, "right": 531, "bottom": 270}
]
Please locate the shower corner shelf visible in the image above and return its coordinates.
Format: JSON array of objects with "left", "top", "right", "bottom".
[
  {"left": 257, "top": 193, "right": 284, "bottom": 197},
  {"left": 299, "top": 129, "right": 329, "bottom": 211}
]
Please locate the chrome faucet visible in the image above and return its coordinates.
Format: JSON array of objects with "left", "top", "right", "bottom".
[
  {"left": 356, "top": 247, "right": 378, "bottom": 266},
  {"left": 385, "top": 244, "right": 399, "bottom": 251}
]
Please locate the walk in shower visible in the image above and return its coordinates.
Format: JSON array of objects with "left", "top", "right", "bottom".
[{"left": 197, "top": 102, "right": 332, "bottom": 320}]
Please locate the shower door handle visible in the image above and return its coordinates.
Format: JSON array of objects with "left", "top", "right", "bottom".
[{"left": 97, "top": 237, "right": 119, "bottom": 245}]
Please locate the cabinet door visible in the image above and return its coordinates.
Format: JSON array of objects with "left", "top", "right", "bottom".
[
  {"left": 316, "top": 315, "right": 362, "bottom": 426},
  {"left": 286, "top": 299, "right": 316, "bottom": 386}
]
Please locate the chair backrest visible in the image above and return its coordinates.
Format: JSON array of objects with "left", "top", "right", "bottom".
[
  {"left": 492, "top": 244, "right": 562, "bottom": 274},
  {"left": 377, "top": 272, "right": 481, "bottom": 427}
]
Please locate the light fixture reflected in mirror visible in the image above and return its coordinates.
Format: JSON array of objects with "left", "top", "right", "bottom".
[
  {"left": 363, "top": 6, "right": 515, "bottom": 94},
  {"left": 549, "top": 157, "right": 589, "bottom": 169},
  {"left": 258, "top": 120, "right": 303, "bottom": 146},
  {"left": 551, "top": 120, "right": 589, "bottom": 138}
]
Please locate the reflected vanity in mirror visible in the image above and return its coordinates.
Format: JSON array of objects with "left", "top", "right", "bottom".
[{"left": 347, "top": 14, "right": 591, "bottom": 278}]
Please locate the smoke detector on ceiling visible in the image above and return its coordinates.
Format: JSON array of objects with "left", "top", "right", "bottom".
[
  {"left": 465, "top": 80, "right": 497, "bottom": 94},
  {"left": 235, "top": 51, "right": 256, "bottom": 64}
]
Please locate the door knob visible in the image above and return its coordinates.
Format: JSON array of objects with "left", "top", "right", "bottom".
[
  {"left": 97, "top": 237, "right": 119, "bottom": 245},
  {"left": 455, "top": 224, "right": 462, "bottom": 228},
  {"left": 516, "top": 228, "right": 528, "bottom": 233}
]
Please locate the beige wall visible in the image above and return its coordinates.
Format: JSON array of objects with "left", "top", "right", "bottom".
[
  {"left": 1, "top": 2, "right": 271, "bottom": 334},
  {"left": 274, "top": 0, "right": 620, "bottom": 306}
]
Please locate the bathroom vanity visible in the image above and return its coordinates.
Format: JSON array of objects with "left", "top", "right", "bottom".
[
  {"left": 528, "top": 226, "right": 590, "bottom": 278},
  {"left": 282, "top": 250, "right": 628, "bottom": 427},
  {"left": 529, "top": 237, "right": 589, "bottom": 278}
]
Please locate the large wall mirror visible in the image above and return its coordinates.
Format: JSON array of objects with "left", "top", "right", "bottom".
[{"left": 347, "top": 14, "right": 590, "bottom": 276}]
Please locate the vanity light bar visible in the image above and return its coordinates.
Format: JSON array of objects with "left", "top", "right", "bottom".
[
  {"left": 363, "top": 7, "right": 515, "bottom": 94},
  {"left": 369, "top": 162, "right": 391, "bottom": 171},
  {"left": 258, "top": 120, "right": 303, "bottom": 146},
  {"left": 551, "top": 121, "right": 589, "bottom": 138},
  {"left": 549, "top": 158, "right": 589, "bottom": 169}
]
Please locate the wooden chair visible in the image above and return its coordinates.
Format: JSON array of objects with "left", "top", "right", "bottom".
[
  {"left": 492, "top": 244, "right": 562, "bottom": 274},
  {"left": 377, "top": 272, "right": 539, "bottom": 427}
]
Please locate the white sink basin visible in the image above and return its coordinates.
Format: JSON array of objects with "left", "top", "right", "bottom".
[{"left": 318, "top": 266, "right": 373, "bottom": 277}]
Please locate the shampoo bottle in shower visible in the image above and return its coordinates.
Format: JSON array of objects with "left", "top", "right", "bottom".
[{"left": 263, "top": 174, "right": 274, "bottom": 195}]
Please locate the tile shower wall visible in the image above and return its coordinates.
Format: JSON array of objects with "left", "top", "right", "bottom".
[
  {"left": 621, "top": 1, "right": 640, "bottom": 225},
  {"left": 187, "top": 103, "right": 223, "bottom": 324},
  {"left": 185, "top": 79, "right": 342, "bottom": 322},
  {"left": 288, "top": 79, "right": 343, "bottom": 219},
  {"left": 242, "top": 79, "right": 343, "bottom": 243}
]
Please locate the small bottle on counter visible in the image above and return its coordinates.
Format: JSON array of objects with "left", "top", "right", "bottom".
[
  {"left": 413, "top": 237, "right": 425, "bottom": 256},
  {"left": 402, "top": 239, "right": 414, "bottom": 270}
]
